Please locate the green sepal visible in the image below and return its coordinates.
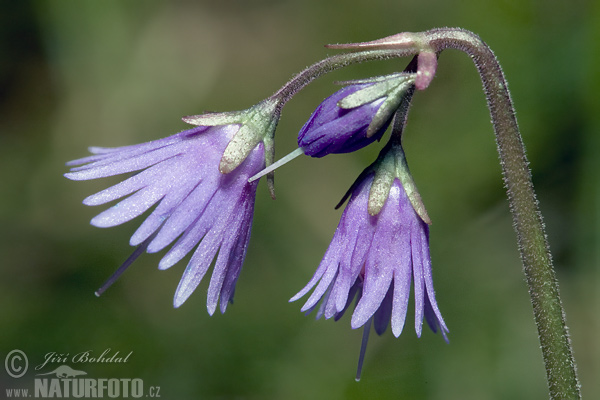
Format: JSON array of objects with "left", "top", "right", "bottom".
[
  {"left": 182, "top": 111, "right": 243, "bottom": 126},
  {"left": 337, "top": 73, "right": 415, "bottom": 110},
  {"left": 262, "top": 134, "right": 277, "bottom": 199},
  {"left": 219, "top": 99, "right": 279, "bottom": 174},
  {"left": 183, "top": 99, "right": 280, "bottom": 175},
  {"left": 392, "top": 145, "right": 431, "bottom": 225},
  {"left": 367, "top": 151, "right": 395, "bottom": 216},
  {"left": 336, "top": 73, "right": 416, "bottom": 138},
  {"left": 334, "top": 72, "right": 414, "bottom": 86},
  {"left": 365, "top": 143, "right": 431, "bottom": 224},
  {"left": 366, "top": 78, "right": 414, "bottom": 137}
]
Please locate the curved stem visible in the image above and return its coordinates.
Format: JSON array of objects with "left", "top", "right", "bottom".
[
  {"left": 270, "top": 48, "right": 418, "bottom": 108},
  {"left": 424, "top": 28, "right": 580, "bottom": 399}
]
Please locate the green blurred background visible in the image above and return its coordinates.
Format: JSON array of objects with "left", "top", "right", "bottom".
[{"left": 1, "top": 1, "right": 598, "bottom": 399}]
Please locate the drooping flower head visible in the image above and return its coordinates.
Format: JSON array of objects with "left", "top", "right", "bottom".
[
  {"left": 291, "top": 128, "right": 448, "bottom": 380},
  {"left": 65, "top": 99, "right": 280, "bottom": 314}
]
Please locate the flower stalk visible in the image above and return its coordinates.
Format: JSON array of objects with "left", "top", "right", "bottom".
[{"left": 426, "top": 28, "right": 581, "bottom": 399}]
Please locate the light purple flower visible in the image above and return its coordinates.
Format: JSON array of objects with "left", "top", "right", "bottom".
[
  {"left": 290, "top": 172, "right": 448, "bottom": 379},
  {"left": 65, "top": 123, "right": 265, "bottom": 315}
]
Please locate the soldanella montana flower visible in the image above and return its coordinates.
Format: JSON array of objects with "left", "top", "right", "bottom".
[
  {"left": 290, "top": 139, "right": 448, "bottom": 380},
  {"left": 65, "top": 100, "right": 279, "bottom": 315}
]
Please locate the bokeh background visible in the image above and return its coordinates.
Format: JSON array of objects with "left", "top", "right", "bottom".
[{"left": 1, "top": 1, "right": 598, "bottom": 399}]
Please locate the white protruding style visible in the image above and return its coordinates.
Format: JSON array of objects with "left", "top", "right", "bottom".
[{"left": 248, "top": 147, "right": 305, "bottom": 183}]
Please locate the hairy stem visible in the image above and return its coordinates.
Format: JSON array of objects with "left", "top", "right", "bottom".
[
  {"left": 270, "top": 48, "right": 418, "bottom": 108},
  {"left": 424, "top": 27, "right": 580, "bottom": 399}
]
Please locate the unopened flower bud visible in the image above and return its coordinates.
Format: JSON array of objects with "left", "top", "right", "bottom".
[{"left": 298, "top": 73, "right": 416, "bottom": 157}]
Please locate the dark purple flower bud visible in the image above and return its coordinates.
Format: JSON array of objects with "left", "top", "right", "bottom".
[{"left": 298, "top": 73, "right": 415, "bottom": 157}]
